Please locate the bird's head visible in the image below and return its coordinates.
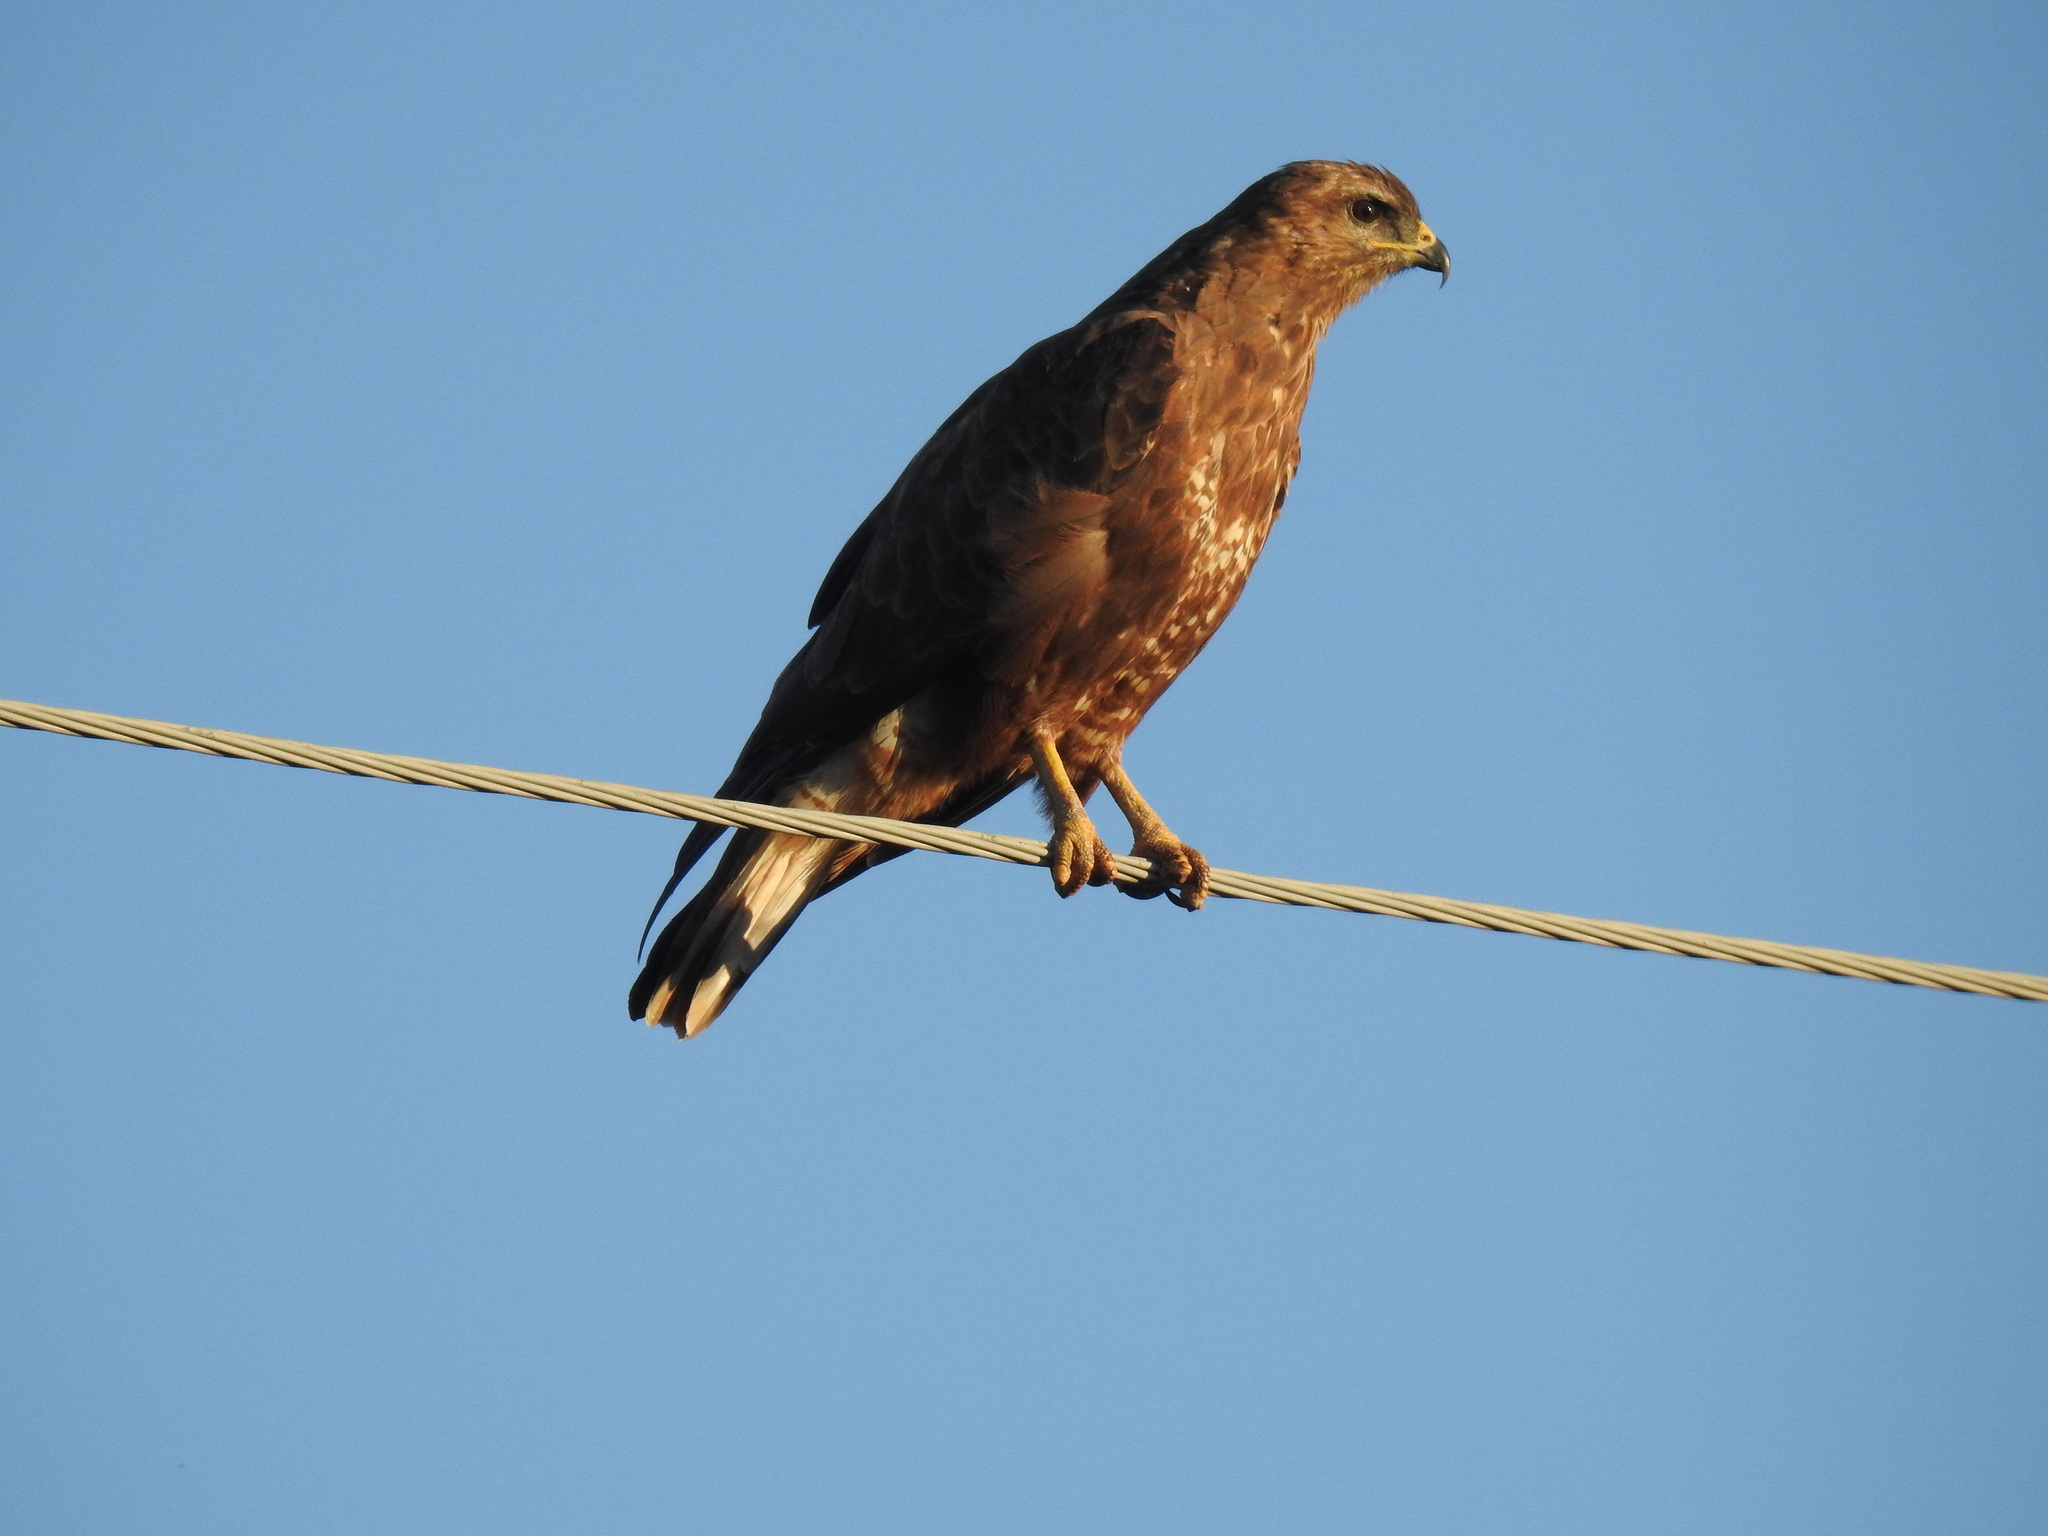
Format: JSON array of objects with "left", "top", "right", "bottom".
[
  {"left": 1097, "top": 160, "right": 1448, "bottom": 327},
  {"left": 1181, "top": 161, "right": 1448, "bottom": 321},
  {"left": 1257, "top": 161, "right": 1449, "bottom": 297}
]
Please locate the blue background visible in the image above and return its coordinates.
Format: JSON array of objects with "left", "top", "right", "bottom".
[{"left": 3, "top": 2, "right": 2044, "bottom": 1530}]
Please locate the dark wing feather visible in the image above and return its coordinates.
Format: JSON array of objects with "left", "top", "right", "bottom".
[
  {"left": 636, "top": 817, "right": 728, "bottom": 956},
  {"left": 638, "top": 312, "right": 1180, "bottom": 949},
  {"left": 716, "top": 311, "right": 1181, "bottom": 803},
  {"left": 805, "top": 513, "right": 878, "bottom": 629}
]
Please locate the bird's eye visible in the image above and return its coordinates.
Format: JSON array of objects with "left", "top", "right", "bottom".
[{"left": 1349, "top": 197, "right": 1391, "bottom": 224}]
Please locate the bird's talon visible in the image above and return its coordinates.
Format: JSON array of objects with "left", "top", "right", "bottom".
[
  {"left": 1121, "top": 839, "right": 1209, "bottom": 910},
  {"left": 1047, "top": 820, "right": 1114, "bottom": 898}
]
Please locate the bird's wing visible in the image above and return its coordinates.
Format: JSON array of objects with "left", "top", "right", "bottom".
[
  {"left": 722, "top": 310, "right": 1183, "bottom": 798},
  {"left": 640, "top": 312, "right": 1181, "bottom": 952}
]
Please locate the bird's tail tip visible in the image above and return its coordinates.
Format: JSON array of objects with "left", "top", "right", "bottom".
[
  {"left": 628, "top": 829, "right": 837, "bottom": 1040},
  {"left": 637, "top": 971, "right": 738, "bottom": 1039}
]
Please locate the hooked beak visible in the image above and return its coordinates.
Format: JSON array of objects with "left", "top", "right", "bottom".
[
  {"left": 1411, "top": 224, "right": 1450, "bottom": 286},
  {"left": 1369, "top": 221, "right": 1451, "bottom": 286}
]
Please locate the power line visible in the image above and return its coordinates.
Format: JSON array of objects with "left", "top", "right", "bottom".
[{"left": 4, "top": 696, "right": 2042, "bottom": 1003}]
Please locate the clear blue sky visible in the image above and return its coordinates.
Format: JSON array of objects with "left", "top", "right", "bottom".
[{"left": 4, "top": 2, "right": 2044, "bottom": 1531}]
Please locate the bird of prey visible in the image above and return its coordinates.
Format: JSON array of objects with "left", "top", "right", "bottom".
[{"left": 632, "top": 160, "right": 1447, "bottom": 1036}]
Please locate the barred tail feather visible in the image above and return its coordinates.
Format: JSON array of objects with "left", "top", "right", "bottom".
[{"left": 628, "top": 829, "right": 839, "bottom": 1038}]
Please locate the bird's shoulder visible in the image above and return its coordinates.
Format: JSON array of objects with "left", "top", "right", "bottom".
[
  {"left": 728, "top": 310, "right": 1217, "bottom": 792},
  {"left": 806, "top": 307, "right": 1198, "bottom": 630}
]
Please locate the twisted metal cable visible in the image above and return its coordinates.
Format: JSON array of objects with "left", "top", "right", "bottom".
[{"left": 4, "top": 696, "right": 2042, "bottom": 1003}]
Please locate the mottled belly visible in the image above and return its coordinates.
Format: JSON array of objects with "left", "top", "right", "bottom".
[{"left": 1050, "top": 499, "right": 1278, "bottom": 762}]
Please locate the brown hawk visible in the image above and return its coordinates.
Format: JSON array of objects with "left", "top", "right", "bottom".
[{"left": 632, "top": 161, "right": 1448, "bottom": 1036}]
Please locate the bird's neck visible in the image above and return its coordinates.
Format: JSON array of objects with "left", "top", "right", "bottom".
[{"left": 1104, "top": 226, "right": 1374, "bottom": 340}]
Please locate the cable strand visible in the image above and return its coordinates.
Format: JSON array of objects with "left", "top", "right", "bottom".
[{"left": 3, "top": 696, "right": 2040, "bottom": 1003}]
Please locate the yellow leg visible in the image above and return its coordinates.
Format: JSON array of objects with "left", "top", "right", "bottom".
[
  {"left": 1101, "top": 755, "right": 1211, "bottom": 910},
  {"left": 1028, "top": 726, "right": 1119, "bottom": 897}
]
